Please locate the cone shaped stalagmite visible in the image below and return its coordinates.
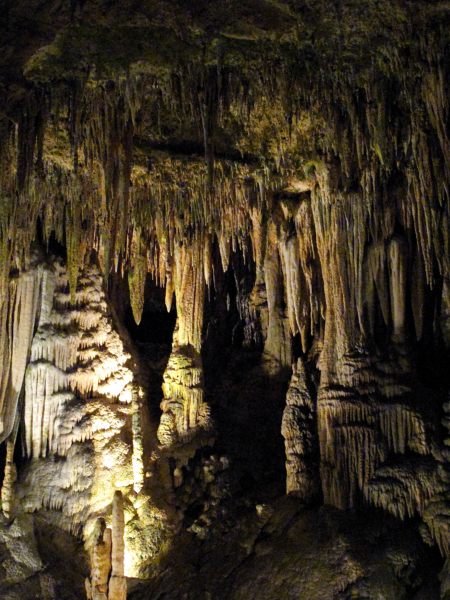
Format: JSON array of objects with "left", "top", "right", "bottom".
[{"left": 282, "top": 358, "right": 321, "bottom": 501}]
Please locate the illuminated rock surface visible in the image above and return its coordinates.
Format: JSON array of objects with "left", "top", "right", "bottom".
[{"left": 1, "top": 0, "right": 450, "bottom": 597}]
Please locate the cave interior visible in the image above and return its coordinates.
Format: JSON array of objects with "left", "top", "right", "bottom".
[{"left": 2, "top": 1, "right": 450, "bottom": 598}]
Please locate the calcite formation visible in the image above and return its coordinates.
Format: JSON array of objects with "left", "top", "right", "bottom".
[
  {"left": 2, "top": 0, "right": 450, "bottom": 597},
  {"left": 281, "top": 357, "right": 320, "bottom": 501},
  {"left": 86, "top": 491, "right": 126, "bottom": 600},
  {"left": 1, "top": 440, "right": 17, "bottom": 521}
]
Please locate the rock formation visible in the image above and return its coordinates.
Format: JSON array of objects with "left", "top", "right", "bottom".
[
  {"left": 1, "top": 0, "right": 450, "bottom": 598},
  {"left": 281, "top": 357, "right": 320, "bottom": 501}
]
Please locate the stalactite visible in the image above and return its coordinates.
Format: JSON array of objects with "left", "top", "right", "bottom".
[
  {"left": 263, "top": 220, "right": 291, "bottom": 366},
  {"left": 66, "top": 197, "right": 88, "bottom": 301},
  {"left": 294, "top": 196, "right": 324, "bottom": 340},
  {"left": 175, "top": 234, "right": 206, "bottom": 353},
  {"left": 217, "top": 230, "right": 231, "bottom": 273},
  {"left": 0, "top": 263, "right": 47, "bottom": 445},
  {"left": 378, "top": 404, "right": 427, "bottom": 456},
  {"left": 423, "top": 493, "right": 450, "bottom": 557},
  {"left": 128, "top": 228, "right": 147, "bottom": 325},
  {"left": 250, "top": 206, "right": 266, "bottom": 277},
  {"left": 365, "top": 241, "right": 389, "bottom": 331},
  {"left": 318, "top": 396, "right": 382, "bottom": 509},
  {"left": 279, "top": 232, "right": 305, "bottom": 345},
  {"left": 411, "top": 248, "right": 425, "bottom": 340},
  {"left": 366, "top": 458, "right": 443, "bottom": 522},
  {"left": 203, "top": 232, "right": 213, "bottom": 288},
  {"left": 310, "top": 186, "right": 351, "bottom": 377},
  {"left": 388, "top": 236, "right": 408, "bottom": 343}
]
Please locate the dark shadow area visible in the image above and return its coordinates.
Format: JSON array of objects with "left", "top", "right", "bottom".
[
  {"left": 201, "top": 241, "right": 290, "bottom": 503},
  {"left": 109, "top": 270, "right": 176, "bottom": 419},
  {"left": 34, "top": 514, "right": 90, "bottom": 600},
  {"left": 128, "top": 497, "right": 443, "bottom": 600}
]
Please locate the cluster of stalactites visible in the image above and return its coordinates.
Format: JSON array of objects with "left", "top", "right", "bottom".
[
  {"left": 2, "top": 45, "right": 450, "bottom": 305},
  {"left": 276, "top": 193, "right": 324, "bottom": 355},
  {"left": 0, "top": 74, "right": 278, "bottom": 308},
  {"left": 0, "top": 258, "right": 52, "bottom": 446},
  {"left": 320, "top": 54, "right": 450, "bottom": 287}
]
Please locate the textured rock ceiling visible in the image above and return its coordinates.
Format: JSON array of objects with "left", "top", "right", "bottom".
[{"left": 2, "top": 1, "right": 450, "bottom": 598}]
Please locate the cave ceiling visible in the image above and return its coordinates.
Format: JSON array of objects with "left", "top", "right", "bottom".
[{"left": 1, "top": 0, "right": 450, "bottom": 325}]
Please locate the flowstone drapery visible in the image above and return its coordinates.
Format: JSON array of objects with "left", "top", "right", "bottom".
[{"left": 0, "top": 256, "right": 171, "bottom": 586}]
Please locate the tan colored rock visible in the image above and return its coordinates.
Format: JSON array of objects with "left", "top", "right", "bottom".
[
  {"left": 1, "top": 439, "right": 17, "bottom": 521},
  {"left": 86, "top": 520, "right": 112, "bottom": 600},
  {"left": 282, "top": 358, "right": 320, "bottom": 501},
  {"left": 109, "top": 491, "right": 126, "bottom": 600},
  {"left": 263, "top": 220, "right": 291, "bottom": 366},
  {"left": 0, "top": 263, "right": 50, "bottom": 445}
]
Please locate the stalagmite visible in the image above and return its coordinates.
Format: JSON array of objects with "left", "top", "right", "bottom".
[
  {"left": 16, "top": 257, "right": 144, "bottom": 562},
  {"left": 158, "top": 326, "right": 211, "bottom": 446},
  {"left": 132, "top": 397, "right": 144, "bottom": 494},
  {"left": 86, "top": 520, "right": 112, "bottom": 600},
  {"left": 108, "top": 491, "right": 126, "bottom": 600},
  {"left": 281, "top": 358, "right": 320, "bottom": 501},
  {"left": 1, "top": 439, "right": 17, "bottom": 521}
]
